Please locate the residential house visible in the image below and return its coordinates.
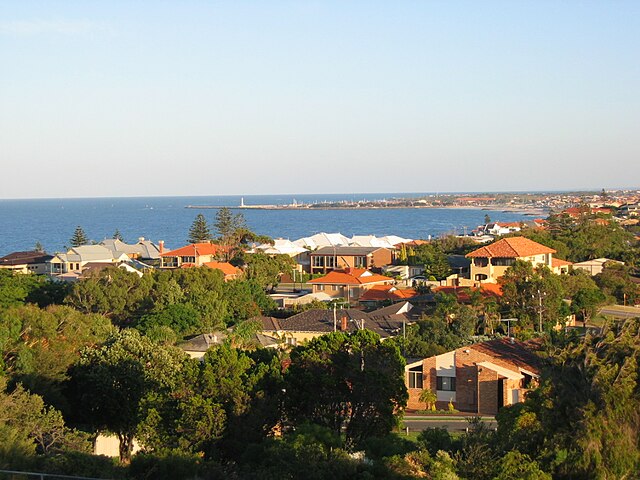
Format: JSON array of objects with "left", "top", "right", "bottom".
[
  {"left": 573, "top": 258, "right": 624, "bottom": 276},
  {"left": 309, "top": 246, "right": 393, "bottom": 274},
  {"left": 203, "top": 261, "right": 242, "bottom": 280},
  {"left": 159, "top": 243, "right": 223, "bottom": 268},
  {"left": 620, "top": 203, "right": 640, "bottom": 217},
  {"left": 293, "top": 232, "right": 350, "bottom": 250},
  {"left": 100, "top": 237, "right": 163, "bottom": 262},
  {"left": 479, "top": 222, "right": 522, "bottom": 236},
  {"left": 258, "top": 302, "right": 411, "bottom": 345},
  {"left": 307, "top": 268, "right": 395, "bottom": 304},
  {"left": 0, "top": 251, "right": 53, "bottom": 275},
  {"left": 465, "top": 237, "right": 569, "bottom": 284},
  {"left": 405, "top": 338, "right": 541, "bottom": 415},
  {"left": 359, "top": 285, "right": 418, "bottom": 308},
  {"left": 252, "top": 238, "right": 310, "bottom": 271},
  {"left": 432, "top": 284, "right": 503, "bottom": 303},
  {"left": 48, "top": 245, "right": 130, "bottom": 276},
  {"left": 350, "top": 235, "right": 412, "bottom": 249}
]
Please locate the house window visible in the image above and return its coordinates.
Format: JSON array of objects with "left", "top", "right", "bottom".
[
  {"left": 325, "top": 256, "right": 336, "bottom": 268},
  {"left": 493, "top": 258, "right": 515, "bottom": 267},
  {"left": 312, "top": 256, "right": 324, "bottom": 267},
  {"left": 354, "top": 256, "right": 366, "bottom": 268},
  {"left": 474, "top": 258, "right": 488, "bottom": 267},
  {"left": 436, "top": 376, "right": 456, "bottom": 391},
  {"left": 408, "top": 370, "right": 423, "bottom": 389},
  {"left": 316, "top": 285, "right": 325, "bottom": 291}
]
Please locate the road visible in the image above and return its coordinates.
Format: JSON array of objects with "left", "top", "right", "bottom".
[
  {"left": 402, "top": 417, "right": 497, "bottom": 432},
  {"left": 599, "top": 305, "right": 640, "bottom": 319}
]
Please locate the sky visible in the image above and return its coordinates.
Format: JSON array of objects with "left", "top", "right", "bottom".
[{"left": 1, "top": 1, "right": 639, "bottom": 199}]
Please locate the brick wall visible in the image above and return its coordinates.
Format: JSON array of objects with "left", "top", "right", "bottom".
[{"left": 406, "top": 344, "right": 530, "bottom": 414}]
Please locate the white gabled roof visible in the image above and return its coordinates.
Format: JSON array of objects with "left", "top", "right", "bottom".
[
  {"left": 255, "top": 238, "right": 307, "bottom": 256},
  {"left": 293, "top": 232, "right": 350, "bottom": 250}
]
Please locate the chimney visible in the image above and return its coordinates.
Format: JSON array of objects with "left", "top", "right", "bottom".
[
  {"left": 341, "top": 316, "right": 348, "bottom": 331},
  {"left": 158, "top": 240, "right": 164, "bottom": 254}
]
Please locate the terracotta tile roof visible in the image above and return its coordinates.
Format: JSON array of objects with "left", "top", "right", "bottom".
[
  {"left": 469, "top": 338, "right": 542, "bottom": 374},
  {"left": 360, "top": 285, "right": 418, "bottom": 301},
  {"left": 433, "top": 284, "right": 502, "bottom": 302},
  {"left": 203, "top": 261, "right": 241, "bottom": 276},
  {"left": 466, "top": 237, "right": 555, "bottom": 259},
  {"left": 551, "top": 258, "right": 573, "bottom": 267},
  {"left": 308, "top": 269, "right": 394, "bottom": 285},
  {"left": 160, "top": 242, "right": 221, "bottom": 257}
]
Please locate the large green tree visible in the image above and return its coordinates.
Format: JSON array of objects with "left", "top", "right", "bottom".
[
  {"left": 187, "top": 214, "right": 212, "bottom": 244},
  {"left": 284, "top": 330, "right": 408, "bottom": 449},
  {"left": 499, "top": 261, "right": 566, "bottom": 331},
  {"left": 67, "top": 330, "right": 188, "bottom": 462},
  {"left": 69, "top": 226, "right": 88, "bottom": 247}
]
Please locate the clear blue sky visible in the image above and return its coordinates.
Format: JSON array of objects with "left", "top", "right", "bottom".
[{"left": 1, "top": 1, "right": 638, "bottom": 198}]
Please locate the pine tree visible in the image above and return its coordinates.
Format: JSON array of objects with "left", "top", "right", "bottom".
[
  {"left": 214, "top": 207, "right": 245, "bottom": 245},
  {"left": 70, "top": 226, "right": 88, "bottom": 247},
  {"left": 34, "top": 241, "right": 44, "bottom": 252},
  {"left": 188, "top": 214, "right": 212, "bottom": 244},
  {"left": 113, "top": 229, "right": 124, "bottom": 241}
]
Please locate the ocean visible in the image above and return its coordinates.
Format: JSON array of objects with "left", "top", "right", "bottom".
[{"left": 0, "top": 194, "right": 533, "bottom": 256}]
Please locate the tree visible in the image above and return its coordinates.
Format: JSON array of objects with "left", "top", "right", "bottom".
[
  {"left": 419, "top": 389, "right": 437, "bottom": 411},
  {"left": 69, "top": 226, "right": 88, "bottom": 247},
  {"left": 284, "top": 330, "right": 408, "bottom": 449},
  {"left": 495, "top": 319, "right": 640, "bottom": 478},
  {"left": 214, "top": 207, "right": 245, "bottom": 253},
  {"left": 65, "top": 266, "right": 151, "bottom": 324},
  {"left": 112, "top": 229, "right": 124, "bottom": 241},
  {"left": 484, "top": 214, "right": 491, "bottom": 225},
  {"left": 187, "top": 214, "right": 212, "bottom": 244},
  {"left": 0, "top": 379, "right": 91, "bottom": 465},
  {"left": 0, "top": 305, "right": 113, "bottom": 407},
  {"left": 571, "top": 286, "right": 606, "bottom": 324},
  {"left": 67, "top": 330, "right": 188, "bottom": 463},
  {"left": 34, "top": 241, "right": 44, "bottom": 253},
  {"left": 241, "top": 253, "right": 295, "bottom": 290},
  {"left": 499, "top": 261, "right": 566, "bottom": 332}
]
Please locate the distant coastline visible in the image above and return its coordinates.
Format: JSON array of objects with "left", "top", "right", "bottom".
[{"left": 185, "top": 204, "right": 548, "bottom": 216}]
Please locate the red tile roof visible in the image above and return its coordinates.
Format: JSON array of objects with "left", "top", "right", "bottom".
[
  {"left": 160, "top": 243, "right": 221, "bottom": 257},
  {"left": 551, "top": 258, "right": 573, "bottom": 267},
  {"left": 203, "top": 261, "right": 241, "bottom": 276},
  {"left": 433, "top": 284, "right": 502, "bottom": 302},
  {"left": 308, "top": 269, "right": 394, "bottom": 286},
  {"left": 466, "top": 237, "right": 555, "bottom": 259},
  {"left": 360, "top": 285, "right": 418, "bottom": 301}
]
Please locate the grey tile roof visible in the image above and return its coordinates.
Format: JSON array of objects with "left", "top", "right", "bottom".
[{"left": 259, "top": 307, "right": 407, "bottom": 339}]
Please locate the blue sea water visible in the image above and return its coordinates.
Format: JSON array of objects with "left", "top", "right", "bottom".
[{"left": 0, "top": 194, "right": 533, "bottom": 256}]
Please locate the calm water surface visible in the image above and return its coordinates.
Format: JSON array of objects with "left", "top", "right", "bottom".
[{"left": 0, "top": 194, "right": 531, "bottom": 255}]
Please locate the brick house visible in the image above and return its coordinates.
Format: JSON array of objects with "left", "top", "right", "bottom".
[
  {"left": 466, "top": 237, "right": 570, "bottom": 284},
  {"left": 405, "top": 339, "right": 541, "bottom": 415},
  {"left": 309, "top": 246, "right": 393, "bottom": 275},
  {"left": 159, "top": 243, "right": 224, "bottom": 268},
  {"left": 307, "top": 268, "right": 395, "bottom": 304}
]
